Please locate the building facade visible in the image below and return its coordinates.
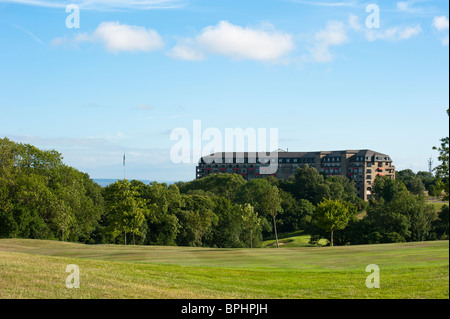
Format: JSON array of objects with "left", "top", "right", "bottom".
[{"left": 196, "top": 149, "right": 395, "bottom": 201}]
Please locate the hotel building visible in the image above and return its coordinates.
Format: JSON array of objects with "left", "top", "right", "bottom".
[{"left": 196, "top": 149, "right": 395, "bottom": 201}]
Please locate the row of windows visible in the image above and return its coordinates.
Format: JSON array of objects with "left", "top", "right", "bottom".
[
  {"left": 201, "top": 158, "right": 273, "bottom": 164},
  {"left": 352, "top": 155, "right": 391, "bottom": 162},
  {"left": 278, "top": 158, "right": 316, "bottom": 164},
  {"left": 199, "top": 164, "right": 262, "bottom": 169},
  {"left": 322, "top": 157, "right": 341, "bottom": 163}
]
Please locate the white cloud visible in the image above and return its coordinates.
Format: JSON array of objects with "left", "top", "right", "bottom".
[
  {"left": 396, "top": 0, "right": 434, "bottom": 14},
  {"left": 168, "top": 40, "right": 205, "bottom": 61},
  {"left": 169, "top": 21, "right": 294, "bottom": 62},
  {"left": 365, "top": 25, "right": 422, "bottom": 42},
  {"left": 348, "top": 14, "right": 363, "bottom": 31},
  {"left": 433, "top": 16, "right": 449, "bottom": 46},
  {"left": 433, "top": 16, "right": 450, "bottom": 31},
  {"left": 397, "top": 1, "right": 409, "bottom": 11},
  {"left": 397, "top": 1, "right": 417, "bottom": 13},
  {"left": 55, "top": 21, "right": 164, "bottom": 53},
  {"left": 0, "top": 0, "right": 184, "bottom": 10},
  {"left": 308, "top": 21, "right": 348, "bottom": 63}
]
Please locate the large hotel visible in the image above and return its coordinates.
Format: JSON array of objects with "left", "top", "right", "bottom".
[{"left": 196, "top": 149, "right": 395, "bottom": 201}]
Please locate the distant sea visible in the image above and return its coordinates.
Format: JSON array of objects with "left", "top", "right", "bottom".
[{"left": 93, "top": 179, "right": 178, "bottom": 188}]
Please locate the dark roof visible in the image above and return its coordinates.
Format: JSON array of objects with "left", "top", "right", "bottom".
[{"left": 200, "top": 149, "right": 392, "bottom": 162}]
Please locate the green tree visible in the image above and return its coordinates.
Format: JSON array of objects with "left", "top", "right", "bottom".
[
  {"left": 433, "top": 109, "right": 449, "bottom": 200},
  {"left": 365, "top": 190, "right": 438, "bottom": 243},
  {"left": 177, "top": 194, "right": 218, "bottom": 247},
  {"left": 313, "top": 199, "right": 353, "bottom": 247},
  {"left": 240, "top": 203, "right": 261, "bottom": 248},
  {"left": 132, "top": 181, "right": 182, "bottom": 246},
  {"left": 104, "top": 180, "right": 149, "bottom": 245},
  {"left": 432, "top": 205, "right": 449, "bottom": 240},
  {"left": 238, "top": 181, "right": 283, "bottom": 247},
  {"left": 372, "top": 175, "right": 406, "bottom": 202},
  {"left": 279, "top": 165, "right": 346, "bottom": 205},
  {"left": 208, "top": 197, "right": 247, "bottom": 248},
  {"left": 178, "top": 174, "right": 246, "bottom": 201}
]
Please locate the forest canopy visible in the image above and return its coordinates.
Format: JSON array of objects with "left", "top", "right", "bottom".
[{"left": 1, "top": 137, "right": 448, "bottom": 247}]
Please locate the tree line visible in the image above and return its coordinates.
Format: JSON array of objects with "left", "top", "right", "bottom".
[{"left": 0, "top": 136, "right": 448, "bottom": 247}]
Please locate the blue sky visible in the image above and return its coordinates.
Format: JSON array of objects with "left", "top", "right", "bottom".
[{"left": 0, "top": 0, "right": 448, "bottom": 182}]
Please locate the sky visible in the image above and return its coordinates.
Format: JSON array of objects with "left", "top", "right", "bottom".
[{"left": 0, "top": 0, "right": 449, "bottom": 182}]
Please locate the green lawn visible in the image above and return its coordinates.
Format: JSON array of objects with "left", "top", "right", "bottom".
[
  {"left": 262, "top": 231, "right": 328, "bottom": 247},
  {"left": 0, "top": 239, "right": 448, "bottom": 299}
]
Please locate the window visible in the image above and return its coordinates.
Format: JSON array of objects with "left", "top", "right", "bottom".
[{"left": 286, "top": 158, "right": 291, "bottom": 163}]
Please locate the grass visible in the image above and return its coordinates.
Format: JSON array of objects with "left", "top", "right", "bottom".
[
  {"left": 262, "top": 231, "right": 328, "bottom": 248},
  {"left": 0, "top": 239, "right": 448, "bottom": 299},
  {"left": 426, "top": 196, "right": 449, "bottom": 211}
]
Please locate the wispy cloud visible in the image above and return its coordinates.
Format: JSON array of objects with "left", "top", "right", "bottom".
[
  {"left": 365, "top": 25, "right": 422, "bottom": 42},
  {"left": 0, "top": 0, "right": 184, "bottom": 10},
  {"left": 347, "top": 13, "right": 423, "bottom": 42},
  {"left": 307, "top": 21, "right": 349, "bottom": 63},
  {"left": 285, "top": 0, "right": 358, "bottom": 7},
  {"left": 11, "top": 24, "right": 44, "bottom": 45},
  {"left": 136, "top": 104, "right": 153, "bottom": 110},
  {"left": 397, "top": 0, "right": 423, "bottom": 13}
]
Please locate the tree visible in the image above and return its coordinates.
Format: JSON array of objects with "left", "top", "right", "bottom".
[
  {"left": 372, "top": 175, "right": 406, "bottom": 202},
  {"left": 433, "top": 109, "right": 449, "bottom": 200},
  {"left": 313, "top": 199, "right": 353, "bottom": 247},
  {"left": 132, "top": 181, "right": 181, "bottom": 246},
  {"left": 206, "top": 196, "right": 245, "bottom": 248},
  {"left": 432, "top": 205, "right": 449, "bottom": 240},
  {"left": 259, "top": 185, "right": 283, "bottom": 248},
  {"left": 104, "top": 180, "right": 149, "bottom": 245},
  {"left": 240, "top": 203, "right": 261, "bottom": 248},
  {"left": 177, "top": 194, "right": 218, "bottom": 247},
  {"left": 387, "top": 190, "right": 437, "bottom": 242},
  {"left": 287, "top": 165, "right": 330, "bottom": 205},
  {"left": 396, "top": 169, "right": 426, "bottom": 195},
  {"left": 364, "top": 189, "right": 438, "bottom": 243},
  {"left": 178, "top": 174, "right": 246, "bottom": 201}
]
